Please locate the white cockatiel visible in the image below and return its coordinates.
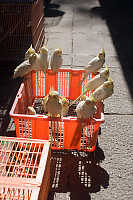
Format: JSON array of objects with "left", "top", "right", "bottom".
[
  {"left": 75, "top": 97, "right": 96, "bottom": 119},
  {"left": 13, "top": 46, "right": 49, "bottom": 78},
  {"left": 42, "top": 89, "right": 70, "bottom": 117},
  {"left": 25, "top": 44, "right": 36, "bottom": 60},
  {"left": 100, "top": 65, "right": 109, "bottom": 78},
  {"left": 83, "top": 65, "right": 109, "bottom": 91},
  {"left": 31, "top": 45, "right": 49, "bottom": 72},
  {"left": 70, "top": 65, "right": 109, "bottom": 106},
  {"left": 60, "top": 96, "right": 69, "bottom": 116},
  {"left": 79, "top": 48, "right": 105, "bottom": 85},
  {"left": 50, "top": 48, "right": 63, "bottom": 73},
  {"left": 13, "top": 61, "right": 32, "bottom": 78},
  {"left": 43, "top": 88, "right": 62, "bottom": 117},
  {"left": 13, "top": 53, "right": 36, "bottom": 79},
  {"left": 90, "top": 78, "right": 114, "bottom": 102},
  {"left": 38, "top": 45, "right": 49, "bottom": 71}
]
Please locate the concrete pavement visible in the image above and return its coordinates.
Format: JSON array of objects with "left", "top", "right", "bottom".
[
  {"left": 0, "top": 0, "right": 133, "bottom": 199},
  {"left": 45, "top": 0, "right": 133, "bottom": 199}
]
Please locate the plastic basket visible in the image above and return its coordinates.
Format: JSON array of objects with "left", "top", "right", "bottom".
[
  {"left": 10, "top": 68, "right": 104, "bottom": 152},
  {"left": 0, "top": 136, "right": 51, "bottom": 200}
]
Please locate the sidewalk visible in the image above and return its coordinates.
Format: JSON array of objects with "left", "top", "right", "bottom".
[
  {"left": 0, "top": 0, "right": 133, "bottom": 199},
  {"left": 45, "top": 0, "right": 133, "bottom": 200}
]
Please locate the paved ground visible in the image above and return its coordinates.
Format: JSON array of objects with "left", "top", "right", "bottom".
[
  {"left": 0, "top": 0, "right": 133, "bottom": 199},
  {"left": 44, "top": 0, "right": 133, "bottom": 200}
]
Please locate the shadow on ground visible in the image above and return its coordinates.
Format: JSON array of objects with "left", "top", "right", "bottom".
[
  {"left": 44, "top": 1, "right": 65, "bottom": 28},
  {"left": 0, "top": 64, "right": 22, "bottom": 136},
  {"left": 44, "top": 0, "right": 65, "bottom": 18},
  {"left": 48, "top": 148, "right": 109, "bottom": 200},
  {"left": 44, "top": 7, "right": 65, "bottom": 18},
  {"left": 90, "top": 0, "right": 133, "bottom": 99}
]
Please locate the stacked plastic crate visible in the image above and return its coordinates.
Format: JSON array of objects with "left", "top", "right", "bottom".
[
  {"left": 0, "top": 136, "right": 50, "bottom": 200},
  {"left": 0, "top": 0, "right": 45, "bottom": 62}
]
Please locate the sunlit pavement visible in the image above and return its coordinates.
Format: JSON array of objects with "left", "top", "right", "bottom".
[{"left": 1, "top": 0, "right": 133, "bottom": 199}]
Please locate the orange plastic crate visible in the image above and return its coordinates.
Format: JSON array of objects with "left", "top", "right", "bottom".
[
  {"left": 10, "top": 68, "right": 104, "bottom": 152},
  {"left": 0, "top": 136, "right": 51, "bottom": 200}
]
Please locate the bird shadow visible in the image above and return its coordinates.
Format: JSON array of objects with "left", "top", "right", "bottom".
[{"left": 48, "top": 148, "right": 109, "bottom": 200}]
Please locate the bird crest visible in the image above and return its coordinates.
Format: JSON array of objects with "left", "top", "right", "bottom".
[
  {"left": 55, "top": 48, "right": 62, "bottom": 55},
  {"left": 49, "top": 87, "right": 59, "bottom": 97},
  {"left": 61, "top": 97, "right": 69, "bottom": 105},
  {"left": 89, "top": 94, "right": 97, "bottom": 103},
  {"left": 102, "top": 48, "right": 105, "bottom": 57},
  {"left": 40, "top": 45, "right": 48, "bottom": 54},
  {"left": 98, "top": 48, "right": 105, "bottom": 59},
  {"left": 104, "top": 77, "right": 114, "bottom": 89},
  {"left": 105, "top": 65, "right": 109, "bottom": 73},
  {"left": 100, "top": 65, "right": 110, "bottom": 78},
  {"left": 28, "top": 44, "right": 35, "bottom": 54}
]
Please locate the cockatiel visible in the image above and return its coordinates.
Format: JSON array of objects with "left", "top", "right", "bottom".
[
  {"left": 79, "top": 48, "right": 105, "bottom": 85},
  {"left": 26, "top": 106, "right": 36, "bottom": 115},
  {"left": 71, "top": 65, "right": 109, "bottom": 105},
  {"left": 42, "top": 95, "right": 48, "bottom": 113},
  {"left": 80, "top": 95, "right": 87, "bottom": 101},
  {"left": 100, "top": 65, "right": 110, "bottom": 78},
  {"left": 13, "top": 53, "right": 36, "bottom": 79},
  {"left": 70, "top": 65, "right": 109, "bottom": 106},
  {"left": 43, "top": 88, "right": 62, "bottom": 117},
  {"left": 38, "top": 45, "right": 49, "bottom": 71},
  {"left": 31, "top": 45, "right": 49, "bottom": 72},
  {"left": 50, "top": 48, "right": 63, "bottom": 73},
  {"left": 25, "top": 44, "right": 36, "bottom": 60},
  {"left": 90, "top": 78, "right": 114, "bottom": 102},
  {"left": 85, "top": 65, "right": 109, "bottom": 90},
  {"left": 60, "top": 96, "right": 69, "bottom": 116},
  {"left": 13, "top": 46, "right": 49, "bottom": 78},
  {"left": 75, "top": 97, "right": 97, "bottom": 119}
]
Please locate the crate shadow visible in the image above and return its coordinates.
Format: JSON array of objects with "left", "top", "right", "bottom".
[{"left": 48, "top": 149, "right": 109, "bottom": 200}]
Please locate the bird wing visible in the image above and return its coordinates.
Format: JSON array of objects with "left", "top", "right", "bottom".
[
  {"left": 87, "top": 56, "right": 99, "bottom": 66},
  {"left": 13, "top": 60, "right": 32, "bottom": 78}
]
